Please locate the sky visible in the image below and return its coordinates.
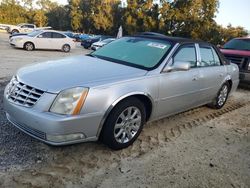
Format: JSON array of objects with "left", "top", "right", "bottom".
[
  {"left": 55, "top": 0, "right": 250, "bottom": 31},
  {"left": 215, "top": 0, "right": 250, "bottom": 31}
]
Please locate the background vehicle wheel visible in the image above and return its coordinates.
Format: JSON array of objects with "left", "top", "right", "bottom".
[
  {"left": 24, "top": 42, "right": 34, "bottom": 51},
  {"left": 100, "top": 97, "right": 146, "bottom": 150},
  {"left": 208, "top": 82, "right": 230, "bottom": 109},
  {"left": 62, "top": 44, "right": 70, "bottom": 52},
  {"left": 11, "top": 29, "right": 19, "bottom": 34}
]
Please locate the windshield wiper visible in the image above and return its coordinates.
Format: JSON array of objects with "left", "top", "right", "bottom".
[{"left": 86, "top": 54, "right": 97, "bottom": 58}]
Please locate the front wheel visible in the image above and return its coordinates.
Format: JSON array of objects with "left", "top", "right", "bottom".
[
  {"left": 208, "top": 82, "right": 230, "bottom": 109},
  {"left": 24, "top": 42, "right": 34, "bottom": 51},
  {"left": 100, "top": 97, "right": 146, "bottom": 150}
]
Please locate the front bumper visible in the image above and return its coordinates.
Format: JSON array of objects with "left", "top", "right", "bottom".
[
  {"left": 3, "top": 88, "right": 104, "bottom": 145},
  {"left": 239, "top": 71, "right": 250, "bottom": 84},
  {"left": 9, "top": 40, "right": 23, "bottom": 48}
]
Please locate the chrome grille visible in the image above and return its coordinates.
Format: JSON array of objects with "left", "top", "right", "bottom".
[{"left": 6, "top": 78, "right": 44, "bottom": 107}]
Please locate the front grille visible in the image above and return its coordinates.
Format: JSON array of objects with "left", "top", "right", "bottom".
[
  {"left": 7, "top": 114, "right": 46, "bottom": 140},
  {"left": 224, "top": 55, "right": 244, "bottom": 66},
  {"left": 6, "top": 78, "right": 44, "bottom": 107},
  {"left": 224, "top": 55, "right": 250, "bottom": 71}
]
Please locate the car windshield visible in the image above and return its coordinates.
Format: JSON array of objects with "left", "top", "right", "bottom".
[
  {"left": 223, "top": 39, "right": 250, "bottom": 51},
  {"left": 91, "top": 37, "right": 173, "bottom": 70},
  {"left": 27, "top": 30, "right": 43, "bottom": 37}
]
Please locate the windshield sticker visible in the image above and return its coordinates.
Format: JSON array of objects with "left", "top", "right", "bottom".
[{"left": 147, "top": 42, "right": 167, "bottom": 49}]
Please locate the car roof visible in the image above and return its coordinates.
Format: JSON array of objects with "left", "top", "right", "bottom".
[
  {"left": 234, "top": 37, "right": 250, "bottom": 40},
  {"left": 133, "top": 32, "right": 209, "bottom": 45},
  {"left": 42, "top": 30, "right": 63, "bottom": 33}
]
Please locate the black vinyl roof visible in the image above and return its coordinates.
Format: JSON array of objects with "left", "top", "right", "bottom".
[{"left": 133, "top": 32, "right": 206, "bottom": 44}]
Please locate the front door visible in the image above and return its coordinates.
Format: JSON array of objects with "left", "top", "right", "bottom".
[
  {"left": 157, "top": 44, "right": 202, "bottom": 118},
  {"left": 34, "top": 32, "right": 52, "bottom": 49}
]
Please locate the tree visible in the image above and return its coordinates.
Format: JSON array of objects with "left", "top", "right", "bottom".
[
  {"left": 33, "top": 9, "right": 47, "bottom": 27},
  {"left": 46, "top": 5, "right": 71, "bottom": 30},
  {"left": 0, "top": 0, "right": 29, "bottom": 24},
  {"left": 69, "top": 0, "right": 82, "bottom": 31}
]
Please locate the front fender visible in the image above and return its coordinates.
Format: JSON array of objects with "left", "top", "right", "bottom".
[{"left": 81, "top": 76, "right": 159, "bottom": 138}]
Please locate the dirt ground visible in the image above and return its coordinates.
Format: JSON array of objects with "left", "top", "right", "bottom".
[{"left": 0, "top": 33, "right": 249, "bottom": 188}]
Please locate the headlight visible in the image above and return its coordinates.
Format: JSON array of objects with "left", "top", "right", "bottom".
[
  {"left": 15, "top": 38, "right": 23, "bottom": 42},
  {"left": 50, "top": 87, "right": 89, "bottom": 115}
]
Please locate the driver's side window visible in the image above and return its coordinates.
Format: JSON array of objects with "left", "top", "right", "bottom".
[
  {"left": 21, "top": 25, "right": 28, "bottom": 28},
  {"left": 173, "top": 44, "right": 197, "bottom": 68}
]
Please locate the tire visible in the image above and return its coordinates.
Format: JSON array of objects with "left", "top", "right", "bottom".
[
  {"left": 24, "top": 42, "right": 34, "bottom": 51},
  {"left": 100, "top": 97, "right": 146, "bottom": 150},
  {"left": 208, "top": 82, "right": 230, "bottom": 109},
  {"left": 11, "top": 29, "right": 19, "bottom": 34},
  {"left": 62, "top": 44, "right": 71, "bottom": 52}
]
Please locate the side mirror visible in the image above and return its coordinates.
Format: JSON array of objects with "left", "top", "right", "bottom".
[
  {"left": 37, "top": 35, "right": 43, "bottom": 38},
  {"left": 163, "top": 61, "right": 191, "bottom": 72},
  {"left": 217, "top": 44, "right": 221, "bottom": 48}
]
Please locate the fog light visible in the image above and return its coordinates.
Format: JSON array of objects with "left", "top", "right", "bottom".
[{"left": 47, "top": 133, "right": 85, "bottom": 142}]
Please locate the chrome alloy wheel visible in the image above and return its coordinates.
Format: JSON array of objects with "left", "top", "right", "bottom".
[
  {"left": 25, "top": 43, "right": 34, "bottom": 51},
  {"left": 218, "top": 85, "right": 228, "bottom": 106},
  {"left": 63, "top": 44, "right": 70, "bottom": 52},
  {"left": 114, "top": 106, "right": 142, "bottom": 144}
]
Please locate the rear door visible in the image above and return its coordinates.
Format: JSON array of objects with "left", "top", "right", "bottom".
[
  {"left": 34, "top": 32, "right": 52, "bottom": 49},
  {"left": 157, "top": 43, "right": 203, "bottom": 117},
  {"left": 196, "top": 44, "right": 227, "bottom": 102},
  {"left": 51, "top": 32, "right": 67, "bottom": 49}
]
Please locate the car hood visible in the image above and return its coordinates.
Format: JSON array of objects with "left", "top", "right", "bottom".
[
  {"left": 11, "top": 35, "right": 31, "bottom": 39},
  {"left": 93, "top": 41, "right": 105, "bottom": 46},
  {"left": 17, "top": 55, "right": 147, "bottom": 93},
  {"left": 220, "top": 49, "right": 250, "bottom": 57}
]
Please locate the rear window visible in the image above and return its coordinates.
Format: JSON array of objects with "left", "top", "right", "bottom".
[
  {"left": 223, "top": 39, "right": 250, "bottom": 51},
  {"left": 199, "top": 46, "right": 221, "bottom": 67},
  {"left": 52, "top": 32, "right": 66, "bottom": 38}
]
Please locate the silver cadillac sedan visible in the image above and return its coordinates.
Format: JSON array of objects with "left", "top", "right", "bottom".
[{"left": 4, "top": 33, "right": 239, "bottom": 150}]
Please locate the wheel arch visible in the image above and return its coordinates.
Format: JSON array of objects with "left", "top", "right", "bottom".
[
  {"left": 223, "top": 74, "right": 233, "bottom": 92},
  {"left": 62, "top": 43, "right": 71, "bottom": 48},
  {"left": 11, "top": 29, "right": 19, "bottom": 33},
  {"left": 97, "top": 92, "right": 154, "bottom": 138},
  {"left": 23, "top": 41, "right": 35, "bottom": 49}
]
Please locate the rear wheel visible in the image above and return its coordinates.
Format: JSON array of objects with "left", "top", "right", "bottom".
[
  {"left": 24, "top": 42, "right": 34, "bottom": 51},
  {"left": 100, "top": 97, "right": 146, "bottom": 150},
  {"left": 208, "top": 82, "right": 230, "bottom": 109},
  {"left": 62, "top": 44, "right": 70, "bottom": 52}
]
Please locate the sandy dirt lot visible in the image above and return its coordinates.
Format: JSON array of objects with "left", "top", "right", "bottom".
[{"left": 0, "top": 33, "right": 249, "bottom": 188}]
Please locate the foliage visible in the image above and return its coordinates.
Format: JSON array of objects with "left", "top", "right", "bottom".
[{"left": 0, "top": 0, "right": 248, "bottom": 44}]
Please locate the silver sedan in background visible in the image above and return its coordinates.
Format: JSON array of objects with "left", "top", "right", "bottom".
[
  {"left": 91, "top": 38, "right": 116, "bottom": 50},
  {"left": 4, "top": 33, "right": 239, "bottom": 150}
]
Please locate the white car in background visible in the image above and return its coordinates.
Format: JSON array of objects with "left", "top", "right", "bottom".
[
  {"left": 91, "top": 38, "right": 116, "bottom": 50},
  {"left": 10, "top": 30, "right": 76, "bottom": 52},
  {"left": 1, "top": 23, "right": 51, "bottom": 34}
]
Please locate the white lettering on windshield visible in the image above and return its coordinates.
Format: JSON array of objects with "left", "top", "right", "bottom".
[{"left": 147, "top": 42, "right": 167, "bottom": 49}]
